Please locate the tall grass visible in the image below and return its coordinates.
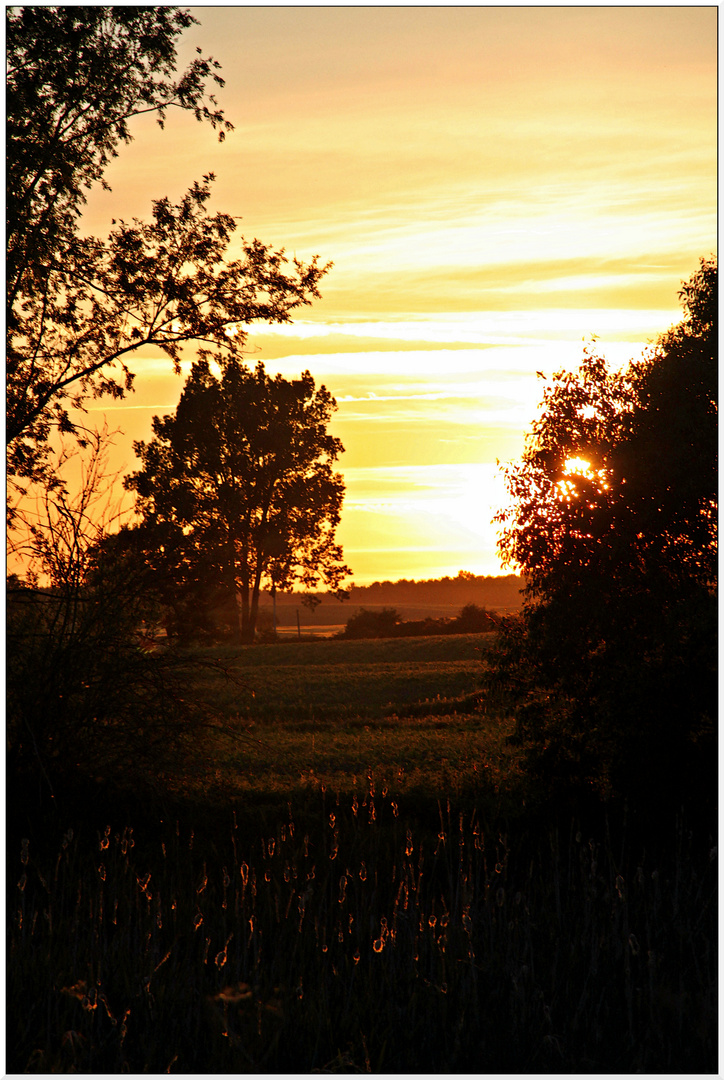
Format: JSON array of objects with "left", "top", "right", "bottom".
[{"left": 9, "top": 787, "right": 717, "bottom": 1073}]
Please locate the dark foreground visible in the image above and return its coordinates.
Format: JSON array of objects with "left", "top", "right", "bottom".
[{"left": 8, "top": 772, "right": 717, "bottom": 1075}]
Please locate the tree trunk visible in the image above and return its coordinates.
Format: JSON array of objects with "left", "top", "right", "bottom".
[
  {"left": 239, "top": 582, "right": 253, "bottom": 643},
  {"left": 248, "top": 556, "right": 265, "bottom": 643},
  {"left": 225, "top": 536, "right": 244, "bottom": 644}
]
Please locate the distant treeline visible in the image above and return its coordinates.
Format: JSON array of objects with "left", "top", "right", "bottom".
[
  {"left": 345, "top": 571, "right": 524, "bottom": 609},
  {"left": 272, "top": 572, "right": 525, "bottom": 613}
]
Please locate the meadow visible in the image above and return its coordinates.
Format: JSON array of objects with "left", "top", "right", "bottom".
[
  {"left": 8, "top": 634, "right": 718, "bottom": 1073},
  {"left": 167, "top": 634, "right": 521, "bottom": 807}
]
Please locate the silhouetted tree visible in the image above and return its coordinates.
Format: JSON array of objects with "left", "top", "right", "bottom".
[
  {"left": 490, "top": 257, "right": 717, "bottom": 807},
  {"left": 124, "top": 360, "right": 351, "bottom": 643},
  {"left": 6, "top": 432, "right": 196, "bottom": 795},
  {"left": 339, "top": 608, "right": 402, "bottom": 639},
  {"left": 5, "top": 5, "right": 331, "bottom": 794},
  {"left": 7, "top": 7, "right": 329, "bottom": 504}
]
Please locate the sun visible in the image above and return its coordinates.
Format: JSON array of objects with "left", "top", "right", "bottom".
[{"left": 563, "top": 456, "right": 593, "bottom": 477}]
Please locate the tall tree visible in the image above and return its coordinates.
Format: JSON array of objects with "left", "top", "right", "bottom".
[
  {"left": 7, "top": 7, "right": 329, "bottom": 503},
  {"left": 7, "top": 5, "right": 230, "bottom": 315},
  {"left": 490, "top": 258, "right": 717, "bottom": 805},
  {"left": 124, "top": 360, "right": 351, "bottom": 643}
]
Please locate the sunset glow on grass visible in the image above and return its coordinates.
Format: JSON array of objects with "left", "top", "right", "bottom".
[{"left": 78, "top": 6, "right": 716, "bottom": 584}]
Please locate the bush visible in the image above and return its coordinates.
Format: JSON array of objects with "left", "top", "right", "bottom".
[
  {"left": 338, "top": 604, "right": 498, "bottom": 640},
  {"left": 338, "top": 607, "right": 402, "bottom": 639}
]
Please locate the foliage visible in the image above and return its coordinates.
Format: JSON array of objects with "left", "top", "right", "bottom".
[
  {"left": 8, "top": 797, "right": 717, "bottom": 1073},
  {"left": 338, "top": 603, "right": 499, "bottom": 639},
  {"left": 347, "top": 572, "right": 524, "bottom": 610},
  {"left": 123, "top": 361, "right": 350, "bottom": 643},
  {"left": 491, "top": 258, "right": 717, "bottom": 806},
  {"left": 5, "top": 432, "right": 246, "bottom": 796},
  {"left": 7, "top": 6, "right": 229, "bottom": 306},
  {"left": 339, "top": 607, "right": 402, "bottom": 639},
  {"left": 7, "top": 6, "right": 329, "bottom": 503}
]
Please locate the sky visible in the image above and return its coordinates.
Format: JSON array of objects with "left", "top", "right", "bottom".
[{"left": 79, "top": 4, "right": 717, "bottom": 585}]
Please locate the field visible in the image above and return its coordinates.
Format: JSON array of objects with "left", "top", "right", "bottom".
[
  {"left": 8, "top": 634, "right": 718, "bottom": 1073},
  {"left": 169, "top": 634, "right": 522, "bottom": 808}
]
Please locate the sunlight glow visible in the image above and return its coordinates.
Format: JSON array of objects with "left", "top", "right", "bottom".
[
  {"left": 564, "top": 457, "right": 593, "bottom": 477},
  {"left": 557, "top": 457, "right": 611, "bottom": 504},
  {"left": 49, "top": 6, "right": 714, "bottom": 585}
]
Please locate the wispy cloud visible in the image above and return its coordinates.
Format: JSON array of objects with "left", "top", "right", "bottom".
[{"left": 73, "top": 6, "right": 714, "bottom": 583}]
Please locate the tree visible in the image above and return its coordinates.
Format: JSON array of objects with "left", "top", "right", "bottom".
[
  {"left": 8, "top": 6, "right": 229, "bottom": 313},
  {"left": 123, "top": 360, "right": 351, "bottom": 643},
  {"left": 7, "top": 432, "right": 185, "bottom": 795},
  {"left": 490, "top": 258, "right": 717, "bottom": 806},
  {"left": 7, "top": 7, "right": 329, "bottom": 503}
]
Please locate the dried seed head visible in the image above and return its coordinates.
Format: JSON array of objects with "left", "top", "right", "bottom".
[{"left": 212, "top": 983, "right": 252, "bottom": 1004}]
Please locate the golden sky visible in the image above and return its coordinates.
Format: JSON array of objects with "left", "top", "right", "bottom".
[{"left": 80, "top": 5, "right": 717, "bottom": 585}]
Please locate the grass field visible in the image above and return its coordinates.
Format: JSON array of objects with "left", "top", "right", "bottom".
[
  {"left": 167, "top": 634, "right": 523, "bottom": 810},
  {"left": 8, "top": 632, "right": 718, "bottom": 1074}
]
